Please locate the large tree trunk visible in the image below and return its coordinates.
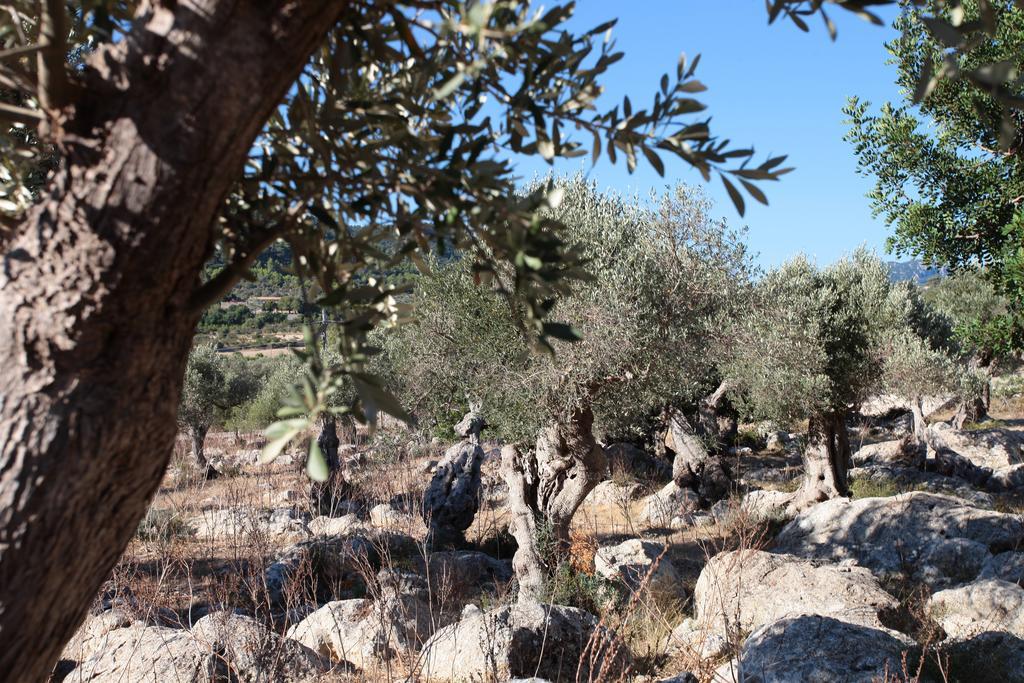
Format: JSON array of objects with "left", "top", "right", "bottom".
[
  {"left": 790, "top": 413, "right": 850, "bottom": 511},
  {"left": 311, "top": 413, "right": 349, "bottom": 516},
  {"left": 696, "top": 378, "right": 737, "bottom": 450},
  {"left": 0, "top": 3, "right": 342, "bottom": 680},
  {"left": 501, "top": 405, "right": 606, "bottom": 602},
  {"left": 666, "top": 382, "right": 735, "bottom": 504},
  {"left": 187, "top": 423, "right": 221, "bottom": 481},
  {"left": 905, "top": 396, "right": 929, "bottom": 467},
  {"left": 189, "top": 424, "right": 210, "bottom": 470}
]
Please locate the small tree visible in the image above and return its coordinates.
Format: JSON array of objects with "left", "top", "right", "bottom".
[
  {"left": 178, "top": 347, "right": 258, "bottom": 473},
  {"left": 386, "top": 177, "right": 750, "bottom": 598},
  {"left": 923, "top": 270, "right": 1015, "bottom": 426},
  {"left": 723, "top": 250, "right": 931, "bottom": 508}
]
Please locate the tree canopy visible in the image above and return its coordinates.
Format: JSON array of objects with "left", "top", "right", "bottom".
[
  {"left": 383, "top": 176, "right": 751, "bottom": 444},
  {"left": 845, "top": 1, "right": 1024, "bottom": 352}
]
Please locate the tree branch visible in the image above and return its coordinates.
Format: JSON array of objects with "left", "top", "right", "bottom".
[
  {"left": 187, "top": 227, "right": 285, "bottom": 314},
  {"left": 36, "top": 0, "right": 69, "bottom": 114},
  {"left": 0, "top": 101, "right": 43, "bottom": 125}
]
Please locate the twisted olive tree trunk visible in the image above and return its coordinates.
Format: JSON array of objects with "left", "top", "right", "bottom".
[
  {"left": 0, "top": 3, "right": 341, "bottom": 680},
  {"left": 502, "top": 405, "right": 607, "bottom": 602},
  {"left": 189, "top": 423, "right": 211, "bottom": 470},
  {"left": 667, "top": 380, "right": 734, "bottom": 503},
  {"left": 790, "top": 412, "right": 851, "bottom": 510}
]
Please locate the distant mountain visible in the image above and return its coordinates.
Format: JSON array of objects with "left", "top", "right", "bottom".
[{"left": 886, "top": 260, "right": 943, "bottom": 284}]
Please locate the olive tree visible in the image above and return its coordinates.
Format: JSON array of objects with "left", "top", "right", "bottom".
[
  {"left": 723, "top": 250, "right": 933, "bottom": 508},
  {"left": 385, "top": 177, "right": 750, "bottom": 598},
  {"left": 178, "top": 346, "right": 259, "bottom": 473},
  {"left": 0, "top": 0, "right": 1001, "bottom": 675},
  {"left": 923, "top": 270, "right": 1015, "bottom": 426}
]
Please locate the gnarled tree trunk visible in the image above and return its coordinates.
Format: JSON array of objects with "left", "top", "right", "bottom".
[
  {"left": 501, "top": 405, "right": 607, "bottom": 602},
  {"left": 790, "top": 412, "right": 851, "bottom": 511},
  {"left": 905, "top": 396, "right": 929, "bottom": 467},
  {"left": 311, "top": 413, "right": 349, "bottom": 515},
  {"left": 189, "top": 424, "right": 210, "bottom": 470},
  {"left": 0, "top": 3, "right": 342, "bottom": 680},
  {"left": 666, "top": 381, "right": 735, "bottom": 503}
]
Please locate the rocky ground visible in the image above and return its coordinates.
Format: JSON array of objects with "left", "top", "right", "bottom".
[{"left": 53, "top": 402, "right": 1024, "bottom": 682}]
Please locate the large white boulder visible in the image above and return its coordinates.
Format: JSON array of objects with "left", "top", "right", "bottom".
[
  {"left": 191, "top": 611, "right": 326, "bottom": 682},
  {"left": 693, "top": 550, "right": 898, "bottom": 636},
  {"left": 287, "top": 570, "right": 432, "bottom": 670},
  {"left": 594, "top": 538, "right": 682, "bottom": 597},
  {"left": 736, "top": 615, "right": 915, "bottom": 683},
  {"left": 929, "top": 578, "right": 1024, "bottom": 639},
  {"left": 418, "top": 602, "right": 628, "bottom": 682},
  {"left": 639, "top": 482, "right": 700, "bottom": 527},
  {"left": 773, "top": 492, "right": 1024, "bottom": 587},
  {"left": 71, "top": 624, "right": 206, "bottom": 682}
]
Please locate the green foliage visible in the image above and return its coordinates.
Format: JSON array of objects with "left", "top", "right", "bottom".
[
  {"left": 923, "top": 269, "right": 1016, "bottom": 362},
  {"left": 724, "top": 249, "right": 960, "bottom": 426},
  {"left": 178, "top": 346, "right": 261, "bottom": 434},
  {"left": 232, "top": 355, "right": 305, "bottom": 430},
  {"left": 4, "top": 1, "right": 798, "bottom": 467},
  {"left": 844, "top": 1, "right": 1024, "bottom": 351},
  {"left": 382, "top": 177, "right": 751, "bottom": 443},
  {"left": 548, "top": 562, "right": 616, "bottom": 615}
]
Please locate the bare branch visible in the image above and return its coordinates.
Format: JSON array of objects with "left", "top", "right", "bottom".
[
  {"left": 186, "top": 227, "right": 285, "bottom": 314},
  {"left": 0, "top": 43, "right": 43, "bottom": 62},
  {"left": 0, "top": 102, "right": 43, "bottom": 125}
]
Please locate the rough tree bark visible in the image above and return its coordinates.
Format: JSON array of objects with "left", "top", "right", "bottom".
[
  {"left": 311, "top": 413, "right": 348, "bottom": 515},
  {"left": 189, "top": 424, "right": 210, "bottom": 470},
  {"left": 952, "top": 354, "right": 993, "bottom": 429},
  {"left": 905, "top": 396, "right": 930, "bottom": 466},
  {"left": 790, "top": 412, "right": 851, "bottom": 511},
  {"left": 501, "top": 405, "right": 607, "bottom": 602},
  {"left": 0, "top": 3, "right": 343, "bottom": 680},
  {"left": 666, "top": 381, "right": 735, "bottom": 503},
  {"left": 696, "top": 378, "right": 737, "bottom": 450},
  {"left": 422, "top": 407, "right": 485, "bottom": 549}
]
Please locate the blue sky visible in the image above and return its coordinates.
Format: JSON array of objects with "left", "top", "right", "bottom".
[{"left": 513, "top": 1, "right": 906, "bottom": 266}]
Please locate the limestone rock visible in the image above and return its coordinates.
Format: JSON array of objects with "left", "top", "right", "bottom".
[
  {"left": 191, "top": 611, "right": 327, "bottom": 682},
  {"left": 639, "top": 481, "right": 701, "bottom": 527},
  {"left": 419, "top": 550, "right": 513, "bottom": 587},
  {"left": 369, "top": 503, "right": 408, "bottom": 528},
  {"left": 584, "top": 480, "right": 644, "bottom": 507},
  {"left": 941, "top": 631, "right": 1024, "bottom": 683},
  {"left": 764, "top": 430, "right": 789, "bottom": 452},
  {"left": 773, "top": 492, "right": 1024, "bottom": 587},
  {"left": 287, "top": 575, "right": 433, "bottom": 670},
  {"left": 693, "top": 550, "right": 898, "bottom": 637},
  {"left": 736, "top": 615, "right": 915, "bottom": 683},
  {"left": 979, "top": 551, "right": 1024, "bottom": 585},
  {"left": 667, "top": 618, "right": 729, "bottom": 661},
  {"left": 930, "top": 422, "right": 1024, "bottom": 467},
  {"left": 307, "top": 513, "right": 364, "bottom": 537},
  {"left": 852, "top": 439, "right": 915, "bottom": 467},
  {"left": 594, "top": 538, "right": 682, "bottom": 597},
  {"left": 419, "top": 602, "right": 629, "bottom": 682},
  {"left": 71, "top": 624, "right": 207, "bottom": 682},
  {"left": 929, "top": 578, "right": 1024, "bottom": 639},
  {"left": 61, "top": 608, "right": 136, "bottom": 666},
  {"left": 740, "top": 489, "right": 794, "bottom": 520}
]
